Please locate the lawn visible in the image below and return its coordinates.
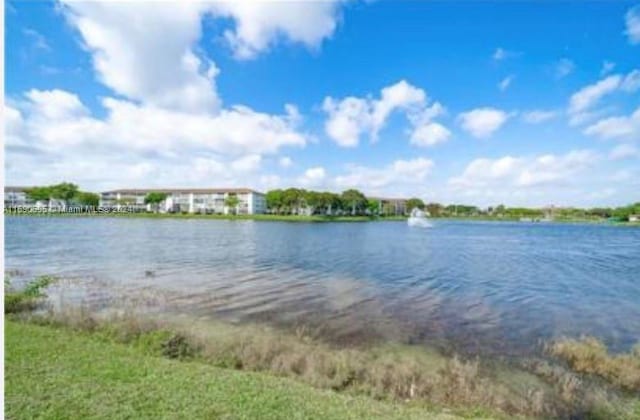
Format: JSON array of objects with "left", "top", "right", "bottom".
[{"left": 4, "top": 321, "right": 461, "bottom": 419}]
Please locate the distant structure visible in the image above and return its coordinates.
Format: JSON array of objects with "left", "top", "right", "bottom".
[
  {"left": 371, "top": 197, "right": 407, "bottom": 216},
  {"left": 4, "top": 186, "right": 31, "bottom": 207},
  {"left": 99, "top": 188, "right": 266, "bottom": 214},
  {"left": 4, "top": 186, "right": 66, "bottom": 209}
]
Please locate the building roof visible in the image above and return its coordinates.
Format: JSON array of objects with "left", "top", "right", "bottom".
[
  {"left": 4, "top": 186, "right": 33, "bottom": 192},
  {"left": 101, "top": 188, "right": 264, "bottom": 195}
]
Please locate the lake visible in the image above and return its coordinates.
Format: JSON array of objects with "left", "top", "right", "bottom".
[{"left": 5, "top": 216, "right": 640, "bottom": 356}]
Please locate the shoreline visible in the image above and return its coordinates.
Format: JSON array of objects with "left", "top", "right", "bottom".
[
  {"left": 5, "top": 211, "right": 640, "bottom": 226},
  {"left": 6, "top": 305, "right": 640, "bottom": 419}
]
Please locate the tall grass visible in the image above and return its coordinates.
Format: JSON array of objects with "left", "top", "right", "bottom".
[
  {"left": 14, "top": 307, "right": 639, "bottom": 419},
  {"left": 547, "top": 336, "right": 640, "bottom": 392}
]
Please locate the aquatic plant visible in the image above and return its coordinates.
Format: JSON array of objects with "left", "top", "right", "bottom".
[{"left": 4, "top": 275, "right": 57, "bottom": 314}]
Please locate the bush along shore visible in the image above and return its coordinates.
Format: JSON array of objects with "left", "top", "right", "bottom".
[{"left": 5, "top": 276, "right": 640, "bottom": 419}]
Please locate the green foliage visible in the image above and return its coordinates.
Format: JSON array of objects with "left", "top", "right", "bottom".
[
  {"left": 25, "top": 186, "right": 53, "bottom": 202},
  {"left": 74, "top": 192, "right": 100, "bottom": 207},
  {"left": 224, "top": 195, "right": 240, "bottom": 214},
  {"left": 406, "top": 198, "right": 425, "bottom": 212},
  {"left": 50, "top": 182, "right": 79, "bottom": 202},
  {"left": 144, "top": 192, "right": 168, "bottom": 205},
  {"left": 341, "top": 189, "right": 367, "bottom": 215},
  {"left": 5, "top": 275, "right": 56, "bottom": 314}
]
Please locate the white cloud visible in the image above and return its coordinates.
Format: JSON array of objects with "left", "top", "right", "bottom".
[
  {"left": 23, "top": 28, "right": 50, "bottom": 51},
  {"left": 211, "top": 1, "right": 346, "bottom": 60},
  {"left": 601, "top": 60, "right": 616, "bottom": 76},
  {"left": 492, "top": 47, "right": 519, "bottom": 61},
  {"left": 626, "top": 5, "right": 640, "bottom": 44},
  {"left": 555, "top": 58, "right": 575, "bottom": 79},
  {"left": 298, "top": 166, "right": 327, "bottom": 187},
  {"left": 60, "top": 1, "right": 351, "bottom": 111},
  {"left": 410, "top": 122, "right": 451, "bottom": 147},
  {"left": 231, "top": 154, "right": 262, "bottom": 172},
  {"left": 498, "top": 75, "right": 514, "bottom": 91},
  {"left": 449, "top": 150, "right": 598, "bottom": 190},
  {"left": 61, "top": 1, "right": 219, "bottom": 113},
  {"left": 621, "top": 69, "right": 640, "bottom": 92},
  {"left": 322, "top": 80, "right": 448, "bottom": 147},
  {"left": 279, "top": 156, "right": 293, "bottom": 168},
  {"left": 458, "top": 107, "right": 509, "bottom": 139},
  {"left": 6, "top": 89, "right": 307, "bottom": 189},
  {"left": 609, "top": 144, "right": 640, "bottom": 160},
  {"left": 522, "top": 110, "right": 558, "bottom": 124},
  {"left": 568, "top": 70, "right": 640, "bottom": 124},
  {"left": 334, "top": 157, "right": 433, "bottom": 195},
  {"left": 569, "top": 75, "right": 621, "bottom": 115},
  {"left": 584, "top": 107, "right": 640, "bottom": 140}
]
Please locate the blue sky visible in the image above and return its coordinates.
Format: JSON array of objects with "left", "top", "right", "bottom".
[{"left": 5, "top": 0, "right": 640, "bottom": 207}]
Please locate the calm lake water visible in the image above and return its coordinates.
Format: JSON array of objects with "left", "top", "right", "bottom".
[{"left": 5, "top": 216, "right": 640, "bottom": 355}]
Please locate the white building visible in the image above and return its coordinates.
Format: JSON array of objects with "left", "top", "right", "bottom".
[
  {"left": 100, "top": 188, "right": 267, "bottom": 214},
  {"left": 4, "top": 186, "right": 66, "bottom": 209}
]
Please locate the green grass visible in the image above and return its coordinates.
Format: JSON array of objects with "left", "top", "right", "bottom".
[{"left": 5, "top": 321, "right": 467, "bottom": 420}]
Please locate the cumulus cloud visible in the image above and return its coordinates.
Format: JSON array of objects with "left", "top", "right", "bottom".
[
  {"left": 298, "top": 166, "right": 327, "bottom": 187},
  {"left": 60, "top": 0, "right": 351, "bottom": 111},
  {"left": 458, "top": 107, "right": 509, "bottom": 139},
  {"left": 449, "top": 150, "right": 599, "bottom": 190},
  {"left": 410, "top": 122, "right": 451, "bottom": 147},
  {"left": 522, "top": 110, "right": 558, "bottom": 124},
  {"left": 211, "top": 1, "right": 346, "bottom": 59},
  {"left": 322, "top": 80, "right": 449, "bottom": 147},
  {"left": 6, "top": 89, "right": 307, "bottom": 189},
  {"left": 626, "top": 5, "right": 640, "bottom": 44},
  {"left": 333, "top": 157, "right": 433, "bottom": 194},
  {"left": 584, "top": 106, "right": 640, "bottom": 140},
  {"left": 61, "top": 1, "right": 220, "bottom": 113}
]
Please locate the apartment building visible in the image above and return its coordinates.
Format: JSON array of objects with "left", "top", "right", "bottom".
[
  {"left": 99, "top": 188, "right": 267, "bottom": 214},
  {"left": 372, "top": 197, "right": 408, "bottom": 216},
  {"left": 4, "top": 186, "right": 66, "bottom": 209}
]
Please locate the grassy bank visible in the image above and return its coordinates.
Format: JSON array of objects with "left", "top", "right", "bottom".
[
  {"left": 6, "top": 306, "right": 640, "bottom": 419},
  {"left": 5, "top": 277, "right": 640, "bottom": 418},
  {"left": 5, "top": 320, "right": 462, "bottom": 420},
  {"left": 5, "top": 211, "right": 402, "bottom": 222},
  {"left": 6, "top": 211, "right": 640, "bottom": 226}
]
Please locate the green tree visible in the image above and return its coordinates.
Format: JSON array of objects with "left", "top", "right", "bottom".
[
  {"left": 224, "top": 195, "right": 240, "bottom": 215},
  {"left": 406, "top": 198, "right": 425, "bottom": 213},
  {"left": 340, "top": 189, "right": 367, "bottom": 215},
  {"left": 367, "top": 199, "right": 380, "bottom": 215},
  {"left": 75, "top": 192, "right": 100, "bottom": 207},
  {"left": 25, "top": 186, "right": 52, "bottom": 203},
  {"left": 425, "top": 202, "right": 443, "bottom": 217},
  {"left": 265, "top": 189, "right": 284, "bottom": 214},
  {"left": 50, "top": 182, "right": 79, "bottom": 206},
  {"left": 144, "top": 192, "right": 168, "bottom": 213}
]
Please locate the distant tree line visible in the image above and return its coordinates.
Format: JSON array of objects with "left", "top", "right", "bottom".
[
  {"left": 265, "top": 188, "right": 426, "bottom": 216},
  {"left": 24, "top": 183, "right": 99, "bottom": 207}
]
